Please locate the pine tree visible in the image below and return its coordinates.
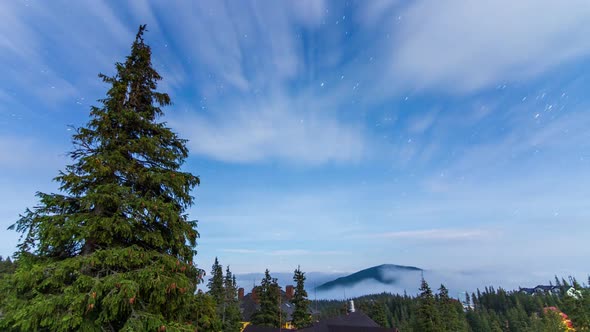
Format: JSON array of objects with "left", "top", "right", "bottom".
[
  {"left": 506, "top": 303, "right": 530, "bottom": 332},
  {"left": 0, "top": 25, "right": 202, "bottom": 331},
  {"left": 437, "top": 284, "right": 468, "bottom": 332},
  {"left": 538, "top": 309, "right": 568, "bottom": 332},
  {"left": 562, "top": 282, "right": 590, "bottom": 331},
  {"left": 413, "top": 278, "right": 443, "bottom": 332},
  {"left": 207, "top": 257, "right": 225, "bottom": 319},
  {"left": 0, "top": 256, "right": 16, "bottom": 276},
  {"left": 189, "top": 291, "right": 222, "bottom": 332},
  {"left": 291, "top": 266, "right": 312, "bottom": 329},
  {"left": 368, "top": 301, "right": 390, "bottom": 327},
  {"left": 251, "top": 269, "right": 282, "bottom": 327},
  {"left": 222, "top": 266, "right": 243, "bottom": 332}
]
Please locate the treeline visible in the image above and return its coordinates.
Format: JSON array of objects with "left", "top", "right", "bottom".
[
  {"left": 0, "top": 256, "right": 16, "bottom": 276},
  {"left": 201, "top": 258, "right": 314, "bottom": 331},
  {"left": 315, "top": 277, "right": 590, "bottom": 331},
  {"left": 189, "top": 257, "right": 241, "bottom": 332}
]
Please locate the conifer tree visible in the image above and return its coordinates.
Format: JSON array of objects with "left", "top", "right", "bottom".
[
  {"left": 562, "top": 282, "right": 590, "bottom": 331},
  {"left": 291, "top": 266, "right": 312, "bottom": 329},
  {"left": 437, "top": 284, "right": 468, "bottom": 332},
  {"left": 413, "top": 278, "right": 442, "bottom": 332},
  {"left": 0, "top": 25, "right": 202, "bottom": 331},
  {"left": 368, "top": 301, "right": 390, "bottom": 327},
  {"left": 223, "top": 266, "right": 243, "bottom": 332},
  {"left": 190, "top": 292, "right": 222, "bottom": 332},
  {"left": 251, "top": 269, "right": 282, "bottom": 327},
  {"left": 538, "top": 309, "right": 569, "bottom": 332},
  {"left": 207, "top": 257, "right": 225, "bottom": 318},
  {"left": 0, "top": 256, "right": 16, "bottom": 276}
]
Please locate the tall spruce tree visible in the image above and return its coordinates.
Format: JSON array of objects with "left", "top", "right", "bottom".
[
  {"left": 368, "top": 301, "right": 389, "bottom": 328},
  {"left": 437, "top": 284, "right": 468, "bottom": 332},
  {"left": 223, "top": 266, "right": 243, "bottom": 332},
  {"left": 413, "top": 278, "right": 443, "bottom": 332},
  {"left": 190, "top": 291, "right": 222, "bottom": 332},
  {"left": 0, "top": 25, "right": 202, "bottom": 331},
  {"left": 291, "top": 266, "right": 312, "bottom": 329},
  {"left": 251, "top": 269, "right": 282, "bottom": 327},
  {"left": 0, "top": 256, "right": 16, "bottom": 276},
  {"left": 207, "top": 257, "right": 225, "bottom": 318}
]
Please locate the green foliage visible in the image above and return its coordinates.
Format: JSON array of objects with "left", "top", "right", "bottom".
[
  {"left": 368, "top": 301, "right": 390, "bottom": 328},
  {"left": 561, "top": 279, "right": 590, "bottom": 331},
  {"left": 204, "top": 258, "right": 240, "bottom": 332},
  {"left": 531, "top": 310, "right": 569, "bottom": 332},
  {"left": 207, "top": 257, "right": 224, "bottom": 316},
  {"left": 0, "top": 256, "right": 16, "bottom": 276},
  {"left": 188, "top": 292, "right": 222, "bottom": 332},
  {"left": 250, "top": 269, "right": 283, "bottom": 327},
  {"left": 222, "top": 267, "right": 242, "bottom": 332},
  {"left": 314, "top": 276, "right": 588, "bottom": 332},
  {"left": 291, "top": 266, "right": 312, "bottom": 329},
  {"left": 413, "top": 278, "right": 443, "bottom": 332},
  {"left": 437, "top": 284, "right": 468, "bottom": 332},
  {"left": 0, "top": 25, "right": 202, "bottom": 331}
]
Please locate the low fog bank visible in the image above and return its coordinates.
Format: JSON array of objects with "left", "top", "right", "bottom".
[
  {"left": 233, "top": 266, "right": 588, "bottom": 300},
  {"left": 315, "top": 268, "right": 590, "bottom": 300},
  {"left": 234, "top": 271, "right": 346, "bottom": 294}
]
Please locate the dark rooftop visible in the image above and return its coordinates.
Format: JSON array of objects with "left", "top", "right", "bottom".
[
  {"left": 298, "top": 312, "right": 398, "bottom": 332},
  {"left": 243, "top": 326, "right": 295, "bottom": 332}
]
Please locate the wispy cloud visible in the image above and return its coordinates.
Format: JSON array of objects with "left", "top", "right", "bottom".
[
  {"left": 171, "top": 94, "right": 368, "bottom": 165},
  {"left": 220, "top": 249, "right": 260, "bottom": 254},
  {"left": 268, "top": 249, "right": 346, "bottom": 256},
  {"left": 219, "top": 248, "right": 346, "bottom": 256},
  {"left": 0, "top": 1, "right": 134, "bottom": 106},
  {"left": 362, "top": 229, "right": 494, "bottom": 241},
  {"left": 382, "top": 0, "right": 590, "bottom": 92},
  {"left": 155, "top": 0, "right": 370, "bottom": 165}
]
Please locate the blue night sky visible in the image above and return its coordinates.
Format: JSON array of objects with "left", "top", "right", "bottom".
[{"left": 1, "top": 0, "right": 589, "bottom": 285}]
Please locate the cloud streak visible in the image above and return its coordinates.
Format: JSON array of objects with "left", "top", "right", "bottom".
[
  {"left": 172, "top": 94, "right": 368, "bottom": 165},
  {"left": 384, "top": 0, "right": 590, "bottom": 92},
  {"left": 362, "top": 229, "right": 494, "bottom": 241},
  {"left": 219, "top": 248, "right": 346, "bottom": 256}
]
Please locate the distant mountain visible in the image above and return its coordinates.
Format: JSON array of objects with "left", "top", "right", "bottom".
[{"left": 316, "top": 264, "right": 423, "bottom": 292}]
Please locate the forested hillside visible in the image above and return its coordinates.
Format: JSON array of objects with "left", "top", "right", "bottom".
[{"left": 314, "top": 277, "right": 589, "bottom": 331}]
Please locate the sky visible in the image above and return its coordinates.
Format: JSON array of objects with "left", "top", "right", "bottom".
[{"left": 1, "top": 0, "right": 590, "bottom": 290}]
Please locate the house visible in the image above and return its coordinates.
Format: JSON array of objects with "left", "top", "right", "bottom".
[
  {"left": 534, "top": 285, "right": 560, "bottom": 294},
  {"left": 518, "top": 285, "right": 560, "bottom": 295},
  {"left": 518, "top": 287, "right": 535, "bottom": 295}
]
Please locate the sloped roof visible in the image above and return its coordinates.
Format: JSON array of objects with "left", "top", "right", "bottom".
[
  {"left": 321, "top": 327, "right": 397, "bottom": 332},
  {"left": 298, "top": 312, "right": 397, "bottom": 332},
  {"left": 243, "top": 326, "right": 295, "bottom": 332},
  {"left": 519, "top": 285, "right": 560, "bottom": 294}
]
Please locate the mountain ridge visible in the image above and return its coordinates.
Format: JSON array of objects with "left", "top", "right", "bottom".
[{"left": 315, "top": 264, "right": 423, "bottom": 292}]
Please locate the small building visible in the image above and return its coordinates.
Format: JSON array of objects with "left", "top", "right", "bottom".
[{"left": 518, "top": 285, "right": 560, "bottom": 295}]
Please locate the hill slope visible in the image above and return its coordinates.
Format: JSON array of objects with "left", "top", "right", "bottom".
[{"left": 316, "top": 264, "right": 422, "bottom": 292}]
